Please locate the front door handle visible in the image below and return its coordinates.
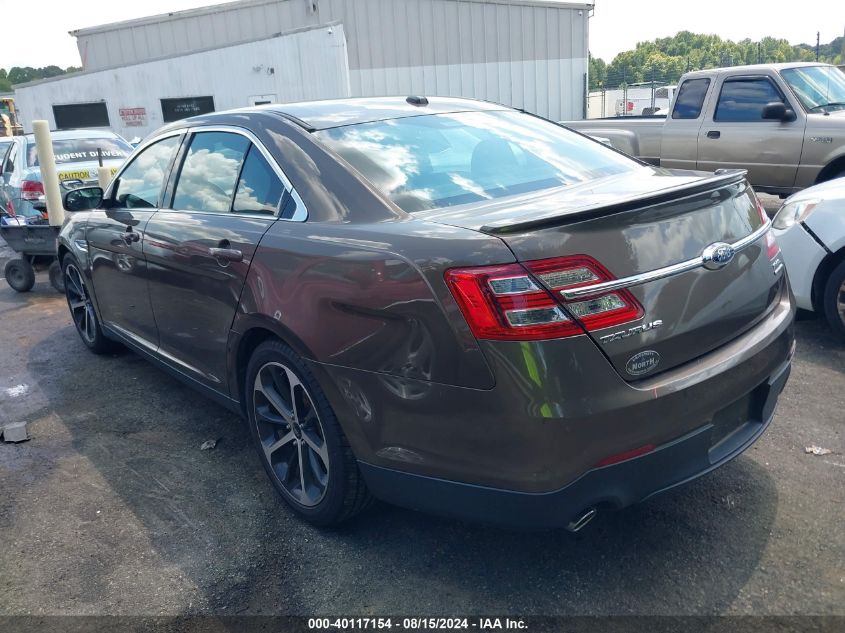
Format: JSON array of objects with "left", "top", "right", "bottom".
[
  {"left": 706, "top": 130, "right": 721, "bottom": 139},
  {"left": 208, "top": 247, "right": 243, "bottom": 262}
]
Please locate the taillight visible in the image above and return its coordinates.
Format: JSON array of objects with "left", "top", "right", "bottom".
[
  {"left": 752, "top": 191, "right": 781, "bottom": 261},
  {"left": 765, "top": 230, "right": 781, "bottom": 260},
  {"left": 753, "top": 189, "right": 768, "bottom": 223},
  {"left": 21, "top": 180, "right": 45, "bottom": 201},
  {"left": 444, "top": 255, "right": 644, "bottom": 341}
]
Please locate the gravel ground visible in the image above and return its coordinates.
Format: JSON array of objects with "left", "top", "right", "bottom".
[{"left": 0, "top": 240, "right": 842, "bottom": 619}]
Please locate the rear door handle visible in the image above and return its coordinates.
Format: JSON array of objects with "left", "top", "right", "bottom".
[
  {"left": 208, "top": 247, "right": 243, "bottom": 262},
  {"left": 706, "top": 130, "right": 721, "bottom": 139}
]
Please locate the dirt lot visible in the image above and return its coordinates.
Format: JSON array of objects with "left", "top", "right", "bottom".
[{"left": 0, "top": 251, "right": 843, "bottom": 618}]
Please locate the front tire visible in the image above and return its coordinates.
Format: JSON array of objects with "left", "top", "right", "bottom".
[
  {"left": 822, "top": 260, "right": 845, "bottom": 341},
  {"left": 246, "top": 340, "right": 372, "bottom": 525},
  {"left": 63, "top": 257, "right": 118, "bottom": 354}
]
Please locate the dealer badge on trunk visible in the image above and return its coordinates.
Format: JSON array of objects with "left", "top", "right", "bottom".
[{"left": 625, "top": 350, "right": 661, "bottom": 376}]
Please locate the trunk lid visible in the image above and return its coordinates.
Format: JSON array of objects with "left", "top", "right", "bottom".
[{"left": 430, "top": 167, "right": 784, "bottom": 379}]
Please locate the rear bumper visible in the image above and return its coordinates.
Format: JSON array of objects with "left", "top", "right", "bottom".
[{"left": 359, "top": 358, "right": 791, "bottom": 529}]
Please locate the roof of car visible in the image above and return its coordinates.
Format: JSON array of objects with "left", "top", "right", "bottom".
[
  {"left": 682, "top": 62, "right": 835, "bottom": 79},
  {"left": 242, "top": 96, "right": 513, "bottom": 131},
  {"left": 22, "top": 129, "right": 125, "bottom": 141}
]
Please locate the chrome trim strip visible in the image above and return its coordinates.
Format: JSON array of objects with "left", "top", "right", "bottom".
[
  {"left": 106, "top": 322, "right": 215, "bottom": 381},
  {"left": 560, "top": 220, "right": 772, "bottom": 300}
]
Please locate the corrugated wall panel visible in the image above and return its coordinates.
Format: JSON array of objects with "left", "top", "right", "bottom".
[{"left": 72, "top": 0, "right": 589, "bottom": 120}]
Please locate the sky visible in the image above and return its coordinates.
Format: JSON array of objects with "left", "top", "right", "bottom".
[
  {"left": 589, "top": 0, "right": 845, "bottom": 62},
  {"left": 0, "top": 0, "right": 844, "bottom": 70}
]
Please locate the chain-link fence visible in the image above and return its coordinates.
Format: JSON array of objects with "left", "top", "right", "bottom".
[{"left": 587, "top": 63, "right": 691, "bottom": 119}]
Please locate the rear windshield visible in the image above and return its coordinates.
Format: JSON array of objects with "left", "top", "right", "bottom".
[
  {"left": 26, "top": 137, "right": 133, "bottom": 167},
  {"left": 314, "top": 110, "right": 638, "bottom": 213}
]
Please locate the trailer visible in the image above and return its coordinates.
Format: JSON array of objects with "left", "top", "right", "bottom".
[{"left": 1, "top": 224, "right": 63, "bottom": 293}]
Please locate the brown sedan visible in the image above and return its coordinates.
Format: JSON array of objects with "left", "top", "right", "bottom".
[{"left": 58, "top": 97, "right": 795, "bottom": 530}]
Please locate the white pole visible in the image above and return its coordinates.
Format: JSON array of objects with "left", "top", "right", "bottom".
[
  {"left": 31, "top": 120, "right": 64, "bottom": 226},
  {"left": 97, "top": 166, "right": 112, "bottom": 191}
]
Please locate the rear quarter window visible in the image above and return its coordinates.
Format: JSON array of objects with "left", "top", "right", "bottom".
[{"left": 672, "top": 79, "right": 711, "bottom": 119}]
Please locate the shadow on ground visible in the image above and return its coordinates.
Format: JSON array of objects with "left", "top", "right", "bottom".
[{"left": 2, "top": 285, "right": 784, "bottom": 616}]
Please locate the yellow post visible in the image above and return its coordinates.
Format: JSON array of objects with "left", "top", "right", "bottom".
[{"left": 31, "top": 120, "right": 64, "bottom": 226}]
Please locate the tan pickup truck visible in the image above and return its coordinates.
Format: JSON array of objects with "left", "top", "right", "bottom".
[{"left": 564, "top": 63, "right": 845, "bottom": 196}]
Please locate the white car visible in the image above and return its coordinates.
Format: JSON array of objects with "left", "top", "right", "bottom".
[{"left": 773, "top": 178, "right": 845, "bottom": 340}]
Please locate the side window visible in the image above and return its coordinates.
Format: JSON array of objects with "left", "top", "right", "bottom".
[
  {"left": 672, "top": 79, "right": 711, "bottom": 119},
  {"left": 172, "top": 132, "right": 249, "bottom": 213},
  {"left": 715, "top": 78, "right": 784, "bottom": 122},
  {"left": 4, "top": 143, "right": 18, "bottom": 174},
  {"left": 233, "top": 145, "right": 284, "bottom": 215},
  {"left": 0, "top": 142, "right": 11, "bottom": 171},
  {"left": 113, "top": 136, "right": 181, "bottom": 209}
]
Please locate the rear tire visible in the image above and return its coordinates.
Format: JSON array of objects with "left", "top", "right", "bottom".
[
  {"left": 63, "top": 256, "right": 118, "bottom": 354},
  {"left": 245, "top": 339, "right": 372, "bottom": 526},
  {"left": 4, "top": 258, "right": 35, "bottom": 293},
  {"left": 822, "top": 260, "right": 845, "bottom": 341}
]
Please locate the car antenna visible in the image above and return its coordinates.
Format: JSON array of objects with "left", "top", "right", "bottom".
[{"left": 406, "top": 96, "right": 429, "bottom": 106}]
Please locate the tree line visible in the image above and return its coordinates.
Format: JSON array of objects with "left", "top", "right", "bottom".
[
  {"left": 590, "top": 31, "right": 845, "bottom": 90},
  {"left": 0, "top": 66, "right": 82, "bottom": 92}
]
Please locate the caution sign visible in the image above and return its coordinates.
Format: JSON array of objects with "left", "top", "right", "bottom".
[{"left": 58, "top": 169, "right": 94, "bottom": 181}]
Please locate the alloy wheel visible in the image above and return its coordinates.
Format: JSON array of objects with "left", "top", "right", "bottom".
[
  {"left": 65, "top": 262, "right": 97, "bottom": 345},
  {"left": 253, "top": 362, "right": 330, "bottom": 507},
  {"left": 838, "top": 278, "right": 845, "bottom": 327}
]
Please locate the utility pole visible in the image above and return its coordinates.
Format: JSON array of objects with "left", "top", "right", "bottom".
[
  {"left": 816, "top": 31, "right": 820, "bottom": 61},
  {"left": 757, "top": 42, "right": 762, "bottom": 64},
  {"left": 650, "top": 65, "right": 656, "bottom": 112}
]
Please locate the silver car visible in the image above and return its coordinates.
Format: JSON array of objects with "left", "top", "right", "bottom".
[
  {"left": 773, "top": 177, "right": 845, "bottom": 340},
  {"left": 0, "top": 129, "right": 133, "bottom": 223}
]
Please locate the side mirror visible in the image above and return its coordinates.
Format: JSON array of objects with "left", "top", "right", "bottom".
[
  {"left": 63, "top": 186, "right": 104, "bottom": 212},
  {"left": 762, "top": 101, "right": 795, "bottom": 122}
]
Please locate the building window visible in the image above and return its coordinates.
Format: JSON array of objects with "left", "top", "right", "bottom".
[
  {"left": 161, "top": 96, "right": 215, "bottom": 123},
  {"left": 52, "top": 102, "right": 110, "bottom": 129}
]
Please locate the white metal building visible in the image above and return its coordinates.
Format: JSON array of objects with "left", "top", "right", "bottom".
[
  {"left": 16, "top": 0, "right": 592, "bottom": 135},
  {"left": 14, "top": 25, "right": 350, "bottom": 139}
]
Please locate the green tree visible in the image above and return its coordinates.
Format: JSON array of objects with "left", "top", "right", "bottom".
[
  {"left": 2, "top": 65, "right": 81, "bottom": 87},
  {"left": 592, "top": 32, "right": 843, "bottom": 91},
  {"left": 588, "top": 54, "right": 607, "bottom": 89}
]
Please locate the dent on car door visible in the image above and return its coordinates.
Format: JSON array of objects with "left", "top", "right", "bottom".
[
  {"left": 697, "top": 76, "right": 806, "bottom": 190},
  {"left": 85, "top": 134, "right": 182, "bottom": 346},
  {"left": 143, "top": 129, "right": 282, "bottom": 394}
]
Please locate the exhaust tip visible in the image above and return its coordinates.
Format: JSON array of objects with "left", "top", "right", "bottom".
[{"left": 566, "top": 507, "right": 597, "bottom": 533}]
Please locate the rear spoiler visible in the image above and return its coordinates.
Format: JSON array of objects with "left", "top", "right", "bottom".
[{"left": 480, "top": 169, "right": 749, "bottom": 235}]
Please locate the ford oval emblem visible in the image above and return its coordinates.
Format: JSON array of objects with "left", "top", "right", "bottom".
[
  {"left": 702, "top": 242, "right": 735, "bottom": 270},
  {"left": 626, "top": 350, "right": 661, "bottom": 376}
]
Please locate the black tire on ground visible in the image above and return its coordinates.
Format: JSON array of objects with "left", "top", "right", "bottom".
[
  {"left": 48, "top": 260, "right": 64, "bottom": 293},
  {"left": 822, "top": 259, "right": 845, "bottom": 341},
  {"left": 246, "top": 339, "right": 372, "bottom": 526},
  {"left": 4, "top": 258, "right": 36, "bottom": 292},
  {"left": 62, "top": 256, "right": 119, "bottom": 354}
]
